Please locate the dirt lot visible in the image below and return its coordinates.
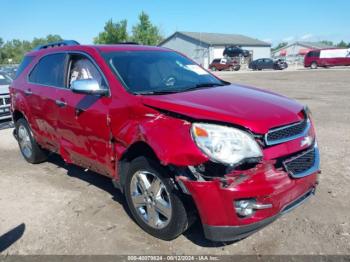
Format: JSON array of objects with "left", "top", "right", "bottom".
[{"left": 1, "top": 69, "right": 349, "bottom": 255}]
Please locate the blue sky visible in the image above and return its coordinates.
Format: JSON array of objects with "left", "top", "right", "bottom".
[{"left": 1, "top": 0, "right": 349, "bottom": 46}]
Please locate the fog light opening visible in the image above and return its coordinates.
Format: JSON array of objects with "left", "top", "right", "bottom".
[{"left": 234, "top": 199, "right": 272, "bottom": 218}]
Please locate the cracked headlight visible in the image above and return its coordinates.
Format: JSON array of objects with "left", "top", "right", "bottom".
[{"left": 191, "top": 123, "right": 263, "bottom": 165}]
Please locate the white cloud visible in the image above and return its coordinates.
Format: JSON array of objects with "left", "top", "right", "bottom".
[
  {"left": 262, "top": 38, "right": 272, "bottom": 43},
  {"left": 282, "top": 36, "right": 295, "bottom": 42},
  {"left": 300, "top": 33, "right": 314, "bottom": 40}
]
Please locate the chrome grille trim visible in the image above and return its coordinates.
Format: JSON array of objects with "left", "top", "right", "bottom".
[{"left": 265, "top": 119, "right": 311, "bottom": 146}]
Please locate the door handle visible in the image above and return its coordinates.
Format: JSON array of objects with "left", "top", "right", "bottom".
[
  {"left": 24, "top": 89, "right": 33, "bottom": 96},
  {"left": 55, "top": 100, "right": 67, "bottom": 107}
]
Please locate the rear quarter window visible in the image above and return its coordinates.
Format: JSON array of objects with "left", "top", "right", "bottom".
[
  {"left": 29, "top": 53, "right": 66, "bottom": 87},
  {"left": 15, "top": 56, "right": 35, "bottom": 79}
]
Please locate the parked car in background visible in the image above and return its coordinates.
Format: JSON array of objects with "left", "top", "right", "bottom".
[
  {"left": 0, "top": 66, "right": 18, "bottom": 79},
  {"left": 209, "top": 58, "right": 240, "bottom": 71},
  {"left": 0, "top": 71, "right": 12, "bottom": 120},
  {"left": 11, "top": 40, "right": 319, "bottom": 242},
  {"left": 249, "top": 58, "right": 288, "bottom": 70},
  {"left": 223, "top": 46, "right": 250, "bottom": 58},
  {"left": 304, "top": 48, "right": 350, "bottom": 69}
]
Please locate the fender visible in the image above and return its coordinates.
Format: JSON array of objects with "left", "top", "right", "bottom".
[{"left": 110, "top": 105, "right": 209, "bottom": 182}]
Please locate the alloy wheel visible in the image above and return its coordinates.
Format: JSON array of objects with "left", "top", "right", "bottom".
[
  {"left": 130, "top": 170, "right": 172, "bottom": 229},
  {"left": 18, "top": 125, "right": 32, "bottom": 158}
]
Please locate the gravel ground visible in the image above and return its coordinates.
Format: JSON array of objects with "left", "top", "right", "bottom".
[{"left": 0, "top": 69, "right": 349, "bottom": 255}]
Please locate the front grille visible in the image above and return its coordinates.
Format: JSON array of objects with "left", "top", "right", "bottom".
[
  {"left": 0, "top": 95, "right": 10, "bottom": 106},
  {"left": 283, "top": 146, "right": 319, "bottom": 178},
  {"left": 0, "top": 95, "right": 11, "bottom": 118},
  {"left": 265, "top": 119, "right": 309, "bottom": 145},
  {"left": 5, "top": 97, "right": 10, "bottom": 105}
]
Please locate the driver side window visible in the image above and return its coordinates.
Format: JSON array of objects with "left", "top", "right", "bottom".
[{"left": 68, "top": 54, "right": 107, "bottom": 90}]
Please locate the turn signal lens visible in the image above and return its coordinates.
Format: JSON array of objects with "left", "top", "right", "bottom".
[{"left": 193, "top": 126, "right": 208, "bottom": 137}]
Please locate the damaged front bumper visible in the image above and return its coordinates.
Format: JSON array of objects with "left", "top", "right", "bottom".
[
  {"left": 176, "top": 144, "right": 320, "bottom": 242},
  {"left": 203, "top": 188, "right": 315, "bottom": 242}
]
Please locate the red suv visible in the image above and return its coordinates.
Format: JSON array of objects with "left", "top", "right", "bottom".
[
  {"left": 10, "top": 41, "right": 320, "bottom": 242},
  {"left": 209, "top": 58, "right": 240, "bottom": 71}
]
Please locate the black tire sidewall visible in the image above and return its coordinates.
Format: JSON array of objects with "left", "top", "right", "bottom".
[
  {"left": 124, "top": 157, "right": 188, "bottom": 241},
  {"left": 15, "top": 118, "right": 47, "bottom": 164}
]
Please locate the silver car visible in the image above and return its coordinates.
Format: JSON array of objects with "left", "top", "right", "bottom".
[{"left": 0, "top": 72, "right": 12, "bottom": 120}]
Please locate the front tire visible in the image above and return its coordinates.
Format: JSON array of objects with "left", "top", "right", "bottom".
[
  {"left": 15, "top": 118, "right": 48, "bottom": 164},
  {"left": 124, "top": 157, "right": 189, "bottom": 240},
  {"left": 311, "top": 62, "right": 318, "bottom": 69}
]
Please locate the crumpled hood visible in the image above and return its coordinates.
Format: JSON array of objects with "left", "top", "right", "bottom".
[
  {"left": 0, "top": 85, "right": 9, "bottom": 95},
  {"left": 142, "top": 84, "right": 304, "bottom": 134}
]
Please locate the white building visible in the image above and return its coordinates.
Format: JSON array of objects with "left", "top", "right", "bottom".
[
  {"left": 271, "top": 41, "right": 334, "bottom": 63},
  {"left": 159, "top": 31, "right": 271, "bottom": 68}
]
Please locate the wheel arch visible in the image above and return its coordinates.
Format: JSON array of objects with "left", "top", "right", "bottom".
[
  {"left": 12, "top": 109, "right": 26, "bottom": 123},
  {"left": 116, "top": 141, "right": 161, "bottom": 191}
]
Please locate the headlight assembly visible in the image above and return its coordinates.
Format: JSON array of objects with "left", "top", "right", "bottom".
[{"left": 191, "top": 123, "right": 263, "bottom": 166}]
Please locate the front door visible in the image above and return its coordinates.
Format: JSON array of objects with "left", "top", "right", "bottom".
[{"left": 56, "top": 52, "right": 114, "bottom": 176}]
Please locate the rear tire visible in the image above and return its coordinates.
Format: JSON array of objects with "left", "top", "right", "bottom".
[
  {"left": 124, "top": 157, "right": 189, "bottom": 241},
  {"left": 210, "top": 67, "right": 217, "bottom": 71},
  {"left": 311, "top": 62, "right": 318, "bottom": 69},
  {"left": 15, "top": 118, "right": 48, "bottom": 164}
]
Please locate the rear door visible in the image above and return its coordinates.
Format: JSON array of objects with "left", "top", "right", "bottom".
[
  {"left": 26, "top": 53, "right": 67, "bottom": 151},
  {"left": 264, "top": 59, "right": 274, "bottom": 69},
  {"left": 55, "top": 52, "right": 114, "bottom": 176}
]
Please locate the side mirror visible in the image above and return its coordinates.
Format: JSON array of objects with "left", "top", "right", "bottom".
[{"left": 71, "top": 79, "right": 108, "bottom": 96}]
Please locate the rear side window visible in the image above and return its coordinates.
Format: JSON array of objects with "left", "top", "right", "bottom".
[
  {"left": 29, "top": 53, "right": 66, "bottom": 87},
  {"left": 15, "top": 56, "right": 34, "bottom": 79},
  {"left": 307, "top": 51, "right": 320, "bottom": 58}
]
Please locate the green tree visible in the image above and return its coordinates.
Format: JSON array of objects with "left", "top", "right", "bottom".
[
  {"left": 31, "top": 34, "right": 62, "bottom": 49},
  {"left": 272, "top": 42, "right": 288, "bottom": 51},
  {"left": 0, "top": 35, "right": 63, "bottom": 64},
  {"left": 94, "top": 19, "right": 129, "bottom": 44},
  {"left": 131, "top": 12, "right": 163, "bottom": 45},
  {"left": 336, "top": 40, "right": 349, "bottom": 48}
]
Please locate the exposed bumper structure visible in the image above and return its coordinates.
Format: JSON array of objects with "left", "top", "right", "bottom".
[{"left": 178, "top": 144, "right": 320, "bottom": 242}]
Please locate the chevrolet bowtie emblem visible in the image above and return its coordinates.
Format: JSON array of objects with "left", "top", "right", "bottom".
[{"left": 301, "top": 136, "right": 313, "bottom": 147}]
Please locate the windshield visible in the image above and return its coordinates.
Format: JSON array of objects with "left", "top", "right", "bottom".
[
  {"left": 0, "top": 73, "right": 12, "bottom": 85},
  {"left": 103, "top": 51, "right": 225, "bottom": 94}
]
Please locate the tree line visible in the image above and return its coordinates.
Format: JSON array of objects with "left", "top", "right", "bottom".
[
  {"left": 0, "top": 35, "right": 63, "bottom": 64},
  {"left": 0, "top": 11, "right": 162, "bottom": 64},
  {"left": 1, "top": 10, "right": 349, "bottom": 65}
]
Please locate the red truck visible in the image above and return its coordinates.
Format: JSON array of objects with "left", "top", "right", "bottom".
[
  {"left": 10, "top": 41, "right": 320, "bottom": 242},
  {"left": 304, "top": 48, "right": 350, "bottom": 69}
]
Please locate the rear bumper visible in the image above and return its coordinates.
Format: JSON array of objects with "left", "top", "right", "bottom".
[{"left": 202, "top": 188, "right": 315, "bottom": 242}]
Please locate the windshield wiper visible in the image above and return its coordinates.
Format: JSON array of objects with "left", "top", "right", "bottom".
[
  {"left": 134, "top": 89, "right": 184, "bottom": 95},
  {"left": 134, "top": 82, "right": 227, "bottom": 95},
  {"left": 183, "top": 82, "right": 225, "bottom": 92}
]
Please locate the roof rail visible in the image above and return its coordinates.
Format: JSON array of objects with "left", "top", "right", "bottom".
[{"left": 33, "top": 40, "right": 80, "bottom": 51}]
